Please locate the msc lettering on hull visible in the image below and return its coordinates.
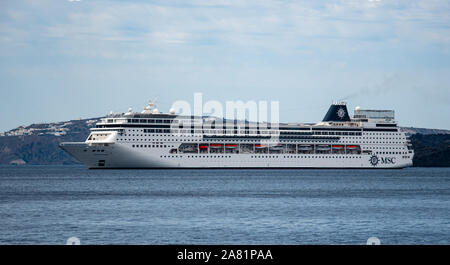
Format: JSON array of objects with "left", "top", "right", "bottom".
[
  {"left": 370, "top": 155, "right": 396, "bottom": 166},
  {"left": 381, "top": 157, "right": 396, "bottom": 164}
]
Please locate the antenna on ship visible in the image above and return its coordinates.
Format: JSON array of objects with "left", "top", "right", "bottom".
[
  {"left": 125, "top": 108, "right": 133, "bottom": 115},
  {"left": 142, "top": 97, "right": 159, "bottom": 114}
]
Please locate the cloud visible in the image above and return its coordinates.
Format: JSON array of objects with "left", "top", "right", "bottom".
[{"left": 2, "top": 0, "right": 450, "bottom": 60}]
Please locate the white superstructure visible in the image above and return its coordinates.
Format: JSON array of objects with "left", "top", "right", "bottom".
[{"left": 60, "top": 101, "right": 414, "bottom": 169}]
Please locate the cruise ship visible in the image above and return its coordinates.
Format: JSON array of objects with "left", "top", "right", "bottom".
[{"left": 60, "top": 101, "right": 414, "bottom": 169}]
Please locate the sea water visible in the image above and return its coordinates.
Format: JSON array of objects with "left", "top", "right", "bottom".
[{"left": 0, "top": 166, "right": 449, "bottom": 245}]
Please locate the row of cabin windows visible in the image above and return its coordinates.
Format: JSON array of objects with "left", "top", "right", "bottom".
[
  {"left": 159, "top": 155, "right": 375, "bottom": 159},
  {"left": 139, "top": 130, "right": 364, "bottom": 136},
  {"left": 126, "top": 128, "right": 404, "bottom": 137},
  {"left": 122, "top": 134, "right": 405, "bottom": 141},
  {"left": 124, "top": 132, "right": 405, "bottom": 142},
  {"left": 132, "top": 144, "right": 170, "bottom": 148},
  {"left": 118, "top": 138, "right": 407, "bottom": 146},
  {"left": 119, "top": 139, "right": 409, "bottom": 148},
  {"left": 128, "top": 119, "right": 175, "bottom": 124},
  {"left": 143, "top": 129, "right": 171, "bottom": 133},
  {"left": 126, "top": 128, "right": 402, "bottom": 134},
  {"left": 376, "top": 151, "right": 408, "bottom": 155}
]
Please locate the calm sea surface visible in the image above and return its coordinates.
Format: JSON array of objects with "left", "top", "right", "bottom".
[{"left": 0, "top": 166, "right": 449, "bottom": 245}]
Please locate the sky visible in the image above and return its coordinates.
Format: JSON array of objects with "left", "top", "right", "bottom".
[{"left": 0, "top": 0, "right": 450, "bottom": 132}]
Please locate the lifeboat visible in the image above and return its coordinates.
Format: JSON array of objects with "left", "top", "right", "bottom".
[
  {"left": 225, "top": 144, "right": 237, "bottom": 148},
  {"left": 269, "top": 144, "right": 284, "bottom": 150},
  {"left": 255, "top": 144, "right": 266, "bottom": 148},
  {"left": 210, "top": 144, "right": 223, "bottom": 148},
  {"left": 332, "top": 145, "right": 344, "bottom": 149},
  {"left": 316, "top": 145, "right": 331, "bottom": 150},
  {"left": 199, "top": 145, "right": 208, "bottom": 149},
  {"left": 298, "top": 145, "right": 313, "bottom": 150},
  {"left": 346, "top": 145, "right": 359, "bottom": 149}
]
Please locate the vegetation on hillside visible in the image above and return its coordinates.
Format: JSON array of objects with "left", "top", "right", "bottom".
[{"left": 409, "top": 134, "right": 450, "bottom": 167}]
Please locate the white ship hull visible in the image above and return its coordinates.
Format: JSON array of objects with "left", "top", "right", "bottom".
[{"left": 60, "top": 142, "right": 413, "bottom": 169}]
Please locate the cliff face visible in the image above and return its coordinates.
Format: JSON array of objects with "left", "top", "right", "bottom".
[
  {"left": 409, "top": 134, "right": 450, "bottom": 167},
  {"left": 0, "top": 120, "right": 449, "bottom": 166}
]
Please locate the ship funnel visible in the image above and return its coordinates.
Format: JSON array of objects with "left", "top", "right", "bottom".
[{"left": 322, "top": 102, "right": 351, "bottom": 122}]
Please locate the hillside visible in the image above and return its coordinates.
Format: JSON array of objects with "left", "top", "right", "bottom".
[
  {"left": 409, "top": 134, "right": 450, "bottom": 167},
  {"left": 0, "top": 118, "right": 101, "bottom": 165},
  {"left": 401, "top": 127, "right": 450, "bottom": 135},
  {"left": 0, "top": 120, "right": 449, "bottom": 166}
]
